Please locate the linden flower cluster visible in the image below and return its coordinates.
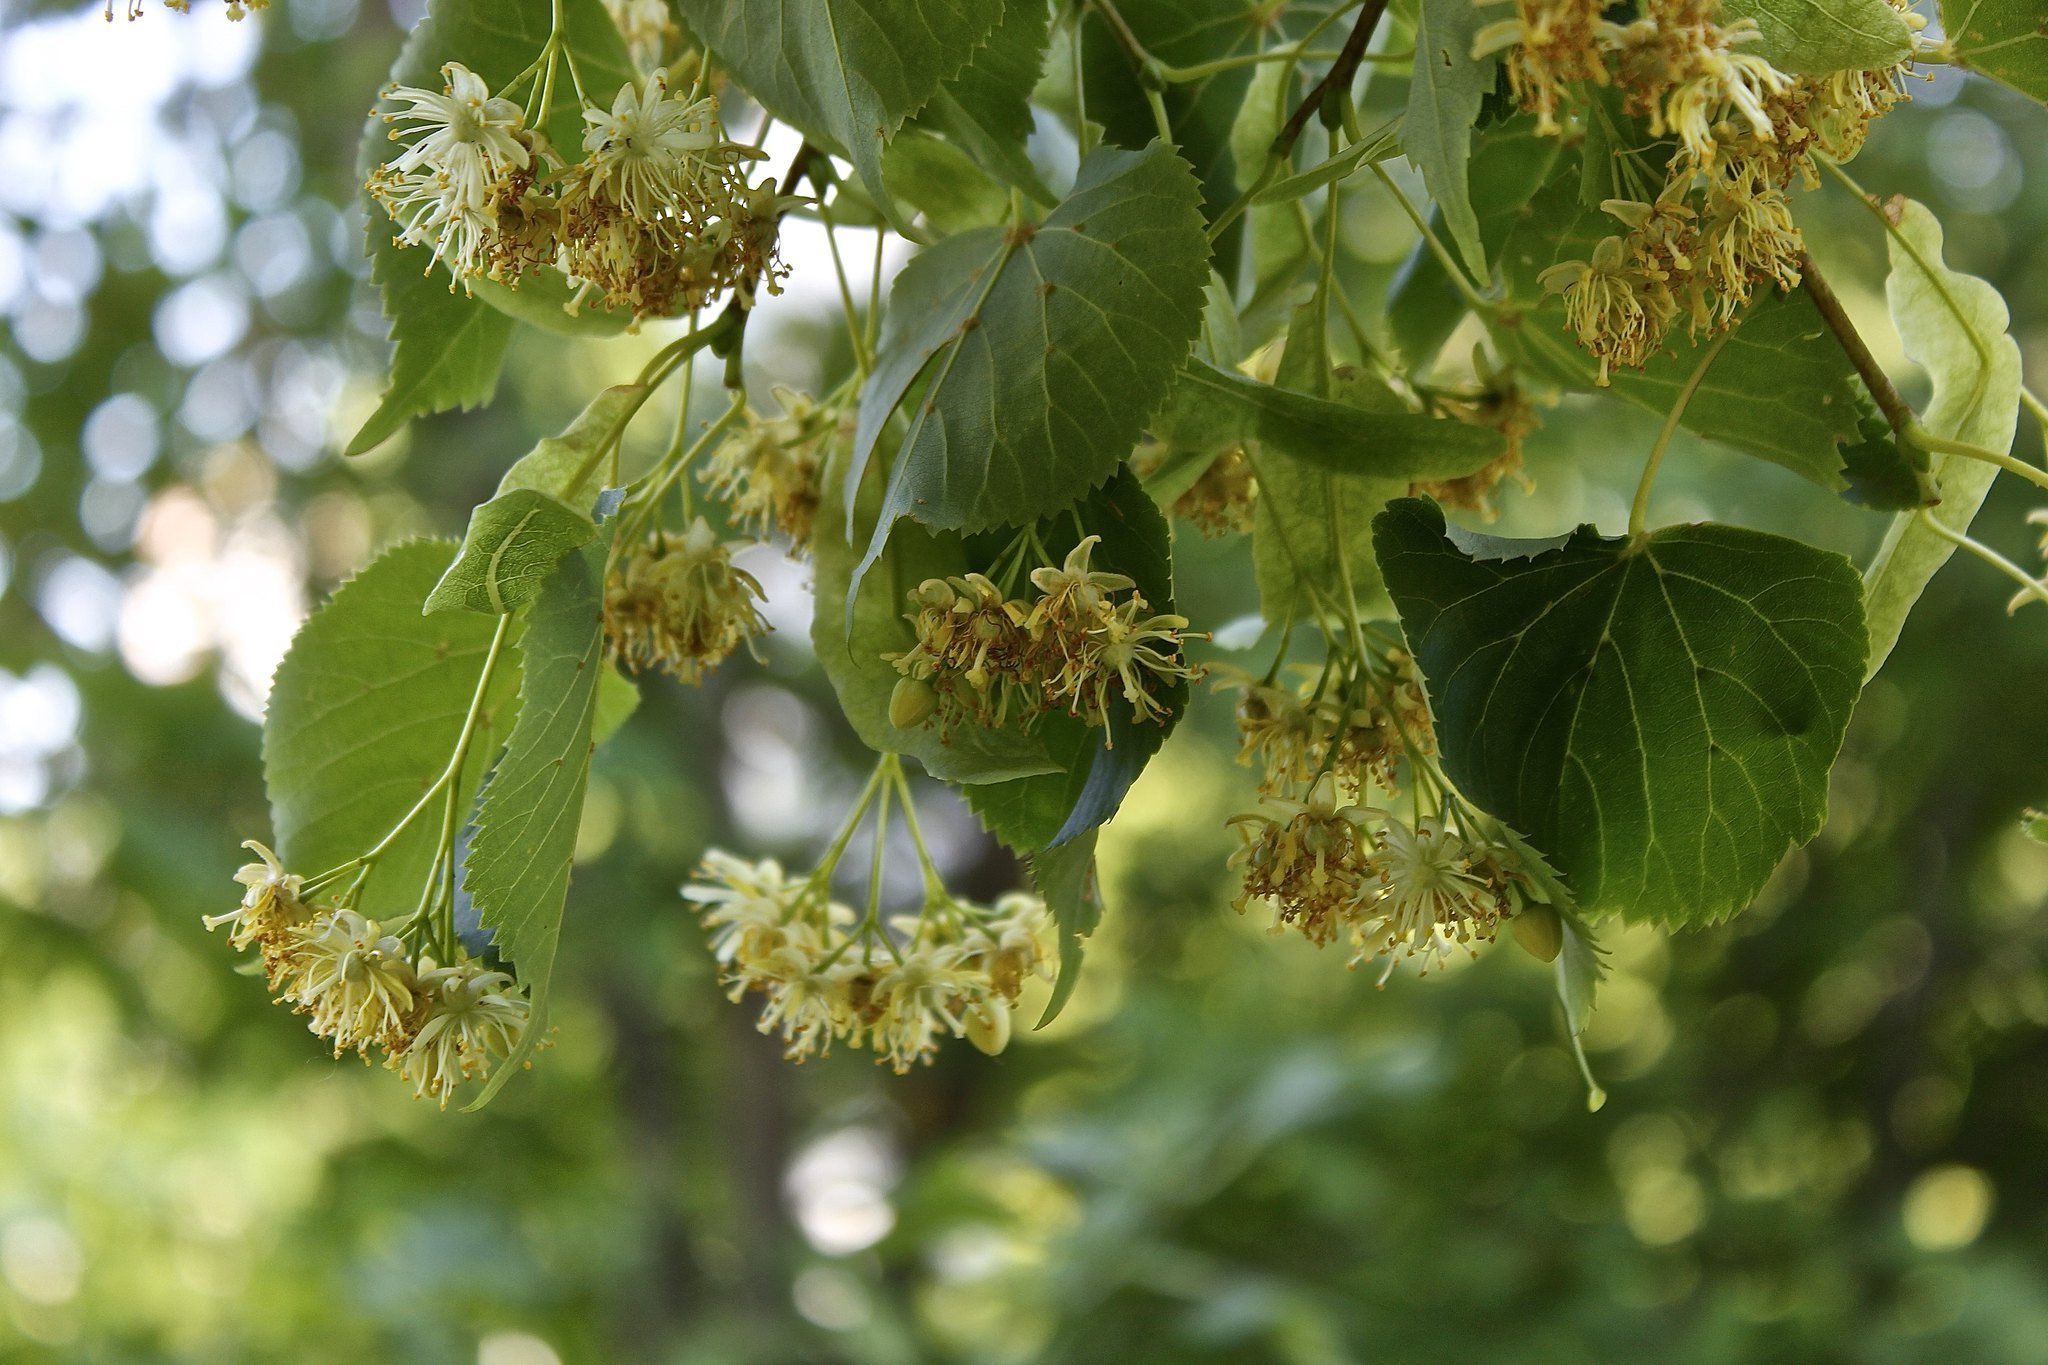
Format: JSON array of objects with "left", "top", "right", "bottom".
[
  {"left": 886, "top": 535, "right": 1198, "bottom": 739},
  {"left": 107, "top": 0, "right": 268, "bottom": 19},
  {"left": 367, "top": 61, "right": 788, "bottom": 319},
  {"left": 1479, "top": 0, "right": 1925, "bottom": 381},
  {"left": 684, "top": 852, "right": 1052, "bottom": 1070},
  {"left": 1220, "top": 648, "right": 1436, "bottom": 800},
  {"left": 604, "top": 517, "right": 770, "bottom": 683},
  {"left": 698, "top": 387, "right": 849, "bottom": 554},
  {"left": 1218, "top": 645, "right": 1533, "bottom": 981},
  {"left": 203, "top": 842, "right": 535, "bottom": 1107}
]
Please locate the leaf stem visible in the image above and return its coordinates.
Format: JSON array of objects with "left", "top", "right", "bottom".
[
  {"left": 820, "top": 204, "right": 873, "bottom": 376},
  {"left": 1816, "top": 155, "right": 1991, "bottom": 371},
  {"left": 1370, "top": 163, "right": 1492, "bottom": 316},
  {"left": 1914, "top": 509, "right": 2048, "bottom": 610},
  {"left": 1629, "top": 326, "right": 1734, "bottom": 539},
  {"left": 1798, "top": 250, "right": 1915, "bottom": 435},
  {"left": 359, "top": 611, "right": 516, "bottom": 870},
  {"left": 1911, "top": 427, "right": 2048, "bottom": 493}
]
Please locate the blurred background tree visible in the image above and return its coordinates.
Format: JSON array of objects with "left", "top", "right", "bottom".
[{"left": 0, "top": 2, "right": 2045, "bottom": 1361}]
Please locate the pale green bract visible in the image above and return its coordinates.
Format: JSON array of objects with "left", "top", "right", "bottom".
[
  {"left": 1862, "top": 198, "right": 2026, "bottom": 677},
  {"left": 462, "top": 534, "right": 613, "bottom": 1107}
]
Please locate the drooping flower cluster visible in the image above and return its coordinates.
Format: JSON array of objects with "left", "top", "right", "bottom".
[
  {"left": 1478, "top": 0, "right": 1926, "bottom": 381},
  {"left": 107, "top": 0, "right": 268, "bottom": 19},
  {"left": 604, "top": 518, "right": 770, "bottom": 683},
  {"left": 367, "top": 62, "right": 788, "bottom": 319},
  {"left": 885, "top": 536, "right": 1199, "bottom": 739},
  {"left": 203, "top": 842, "right": 537, "bottom": 1106},
  {"left": 1217, "top": 642, "right": 1538, "bottom": 981},
  {"left": 684, "top": 851, "right": 1051, "bottom": 1071},
  {"left": 698, "top": 387, "right": 847, "bottom": 554}
]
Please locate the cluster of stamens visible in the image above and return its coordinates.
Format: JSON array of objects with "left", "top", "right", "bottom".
[
  {"left": 1477, "top": 0, "right": 1926, "bottom": 382},
  {"left": 367, "top": 62, "right": 789, "bottom": 319},
  {"left": 884, "top": 536, "right": 1199, "bottom": 740},
  {"left": 203, "top": 842, "right": 536, "bottom": 1107}
]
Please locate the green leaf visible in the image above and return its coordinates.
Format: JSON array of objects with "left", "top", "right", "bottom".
[
  {"left": 1862, "top": 198, "right": 2024, "bottom": 677},
  {"left": 1943, "top": 0, "right": 2048, "bottom": 104},
  {"left": 851, "top": 142, "right": 1209, "bottom": 574},
  {"left": 1387, "top": 117, "right": 1563, "bottom": 376},
  {"left": 2024, "top": 808, "right": 2048, "bottom": 844},
  {"left": 498, "top": 384, "right": 645, "bottom": 500},
  {"left": 915, "top": 0, "right": 1056, "bottom": 203},
  {"left": 676, "top": 0, "right": 1003, "bottom": 223},
  {"left": 1075, "top": 0, "right": 1304, "bottom": 224},
  {"left": 1251, "top": 121, "right": 1403, "bottom": 207},
  {"left": 349, "top": 0, "right": 635, "bottom": 456},
  {"left": 812, "top": 440, "right": 1061, "bottom": 785},
  {"left": 1229, "top": 60, "right": 1292, "bottom": 195},
  {"left": 426, "top": 490, "right": 599, "bottom": 615},
  {"left": 882, "top": 130, "right": 1012, "bottom": 235},
  {"left": 349, "top": 250, "right": 516, "bottom": 458},
  {"left": 1154, "top": 360, "right": 1506, "bottom": 481},
  {"left": 1030, "top": 829, "right": 1101, "bottom": 1028},
  {"left": 592, "top": 666, "right": 641, "bottom": 747},
  {"left": 1375, "top": 498, "right": 1867, "bottom": 926},
  {"left": 471, "top": 273, "right": 632, "bottom": 338},
  {"left": 962, "top": 468, "right": 1187, "bottom": 849},
  {"left": 263, "top": 541, "right": 519, "bottom": 921},
  {"left": 1500, "top": 177, "right": 1867, "bottom": 490},
  {"left": 463, "top": 533, "right": 612, "bottom": 1108},
  {"left": 1405, "top": 0, "right": 1503, "bottom": 282},
  {"left": 1838, "top": 398, "right": 1939, "bottom": 512},
  {"left": 1720, "top": 0, "right": 1914, "bottom": 74}
]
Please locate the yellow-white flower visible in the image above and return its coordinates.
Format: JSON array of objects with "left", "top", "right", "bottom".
[
  {"left": 279, "top": 908, "right": 419, "bottom": 1056},
  {"left": 204, "top": 839, "right": 307, "bottom": 955},
  {"left": 391, "top": 958, "right": 532, "bottom": 1107},
  {"left": 1350, "top": 816, "right": 1507, "bottom": 984},
  {"left": 579, "top": 74, "right": 725, "bottom": 231}
]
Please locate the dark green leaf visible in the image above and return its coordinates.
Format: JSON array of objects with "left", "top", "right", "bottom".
[
  {"left": 463, "top": 533, "right": 613, "bottom": 1107},
  {"left": 1838, "top": 400, "right": 1938, "bottom": 512},
  {"left": 852, "top": 142, "right": 1209, "bottom": 577},
  {"left": 264, "top": 541, "right": 519, "bottom": 921},
  {"left": 1375, "top": 498, "right": 1867, "bottom": 926},
  {"left": 1154, "top": 359, "right": 1506, "bottom": 481},
  {"left": 916, "top": 0, "right": 1056, "bottom": 203},
  {"left": 426, "top": 490, "right": 599, "bottom": 615},
  {"left": 1943, "top": 0, "right": 2048, "bottom": 104},
  {"left": 1721, "top": 0, "right": 1914, "bottom": 74},
  {"left": 676, "top": 0, "right": 1003, "bottom": 223}
]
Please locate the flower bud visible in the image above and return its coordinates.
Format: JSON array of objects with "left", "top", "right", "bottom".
[
  {"left": 965, "top": 1001, "right": 1011, "bottom": 1057},
  {"left": 1511, "top": 904, "right": 1563, "bottom": 963},
  {"left": 889, "top": 677, "right": 938, "bottom": 729}
]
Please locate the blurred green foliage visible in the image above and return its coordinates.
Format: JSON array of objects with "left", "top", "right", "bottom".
[{"left": 1, "top": 4, "right": 2046, "bottom": 1363}]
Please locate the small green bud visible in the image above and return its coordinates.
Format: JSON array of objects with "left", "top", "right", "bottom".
[
  {"left": 889, "top": 677, "right": 937, "bottom": 730},
  {"left": 1511, "top": 903, "right": 1563, "bottom": 963}
]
